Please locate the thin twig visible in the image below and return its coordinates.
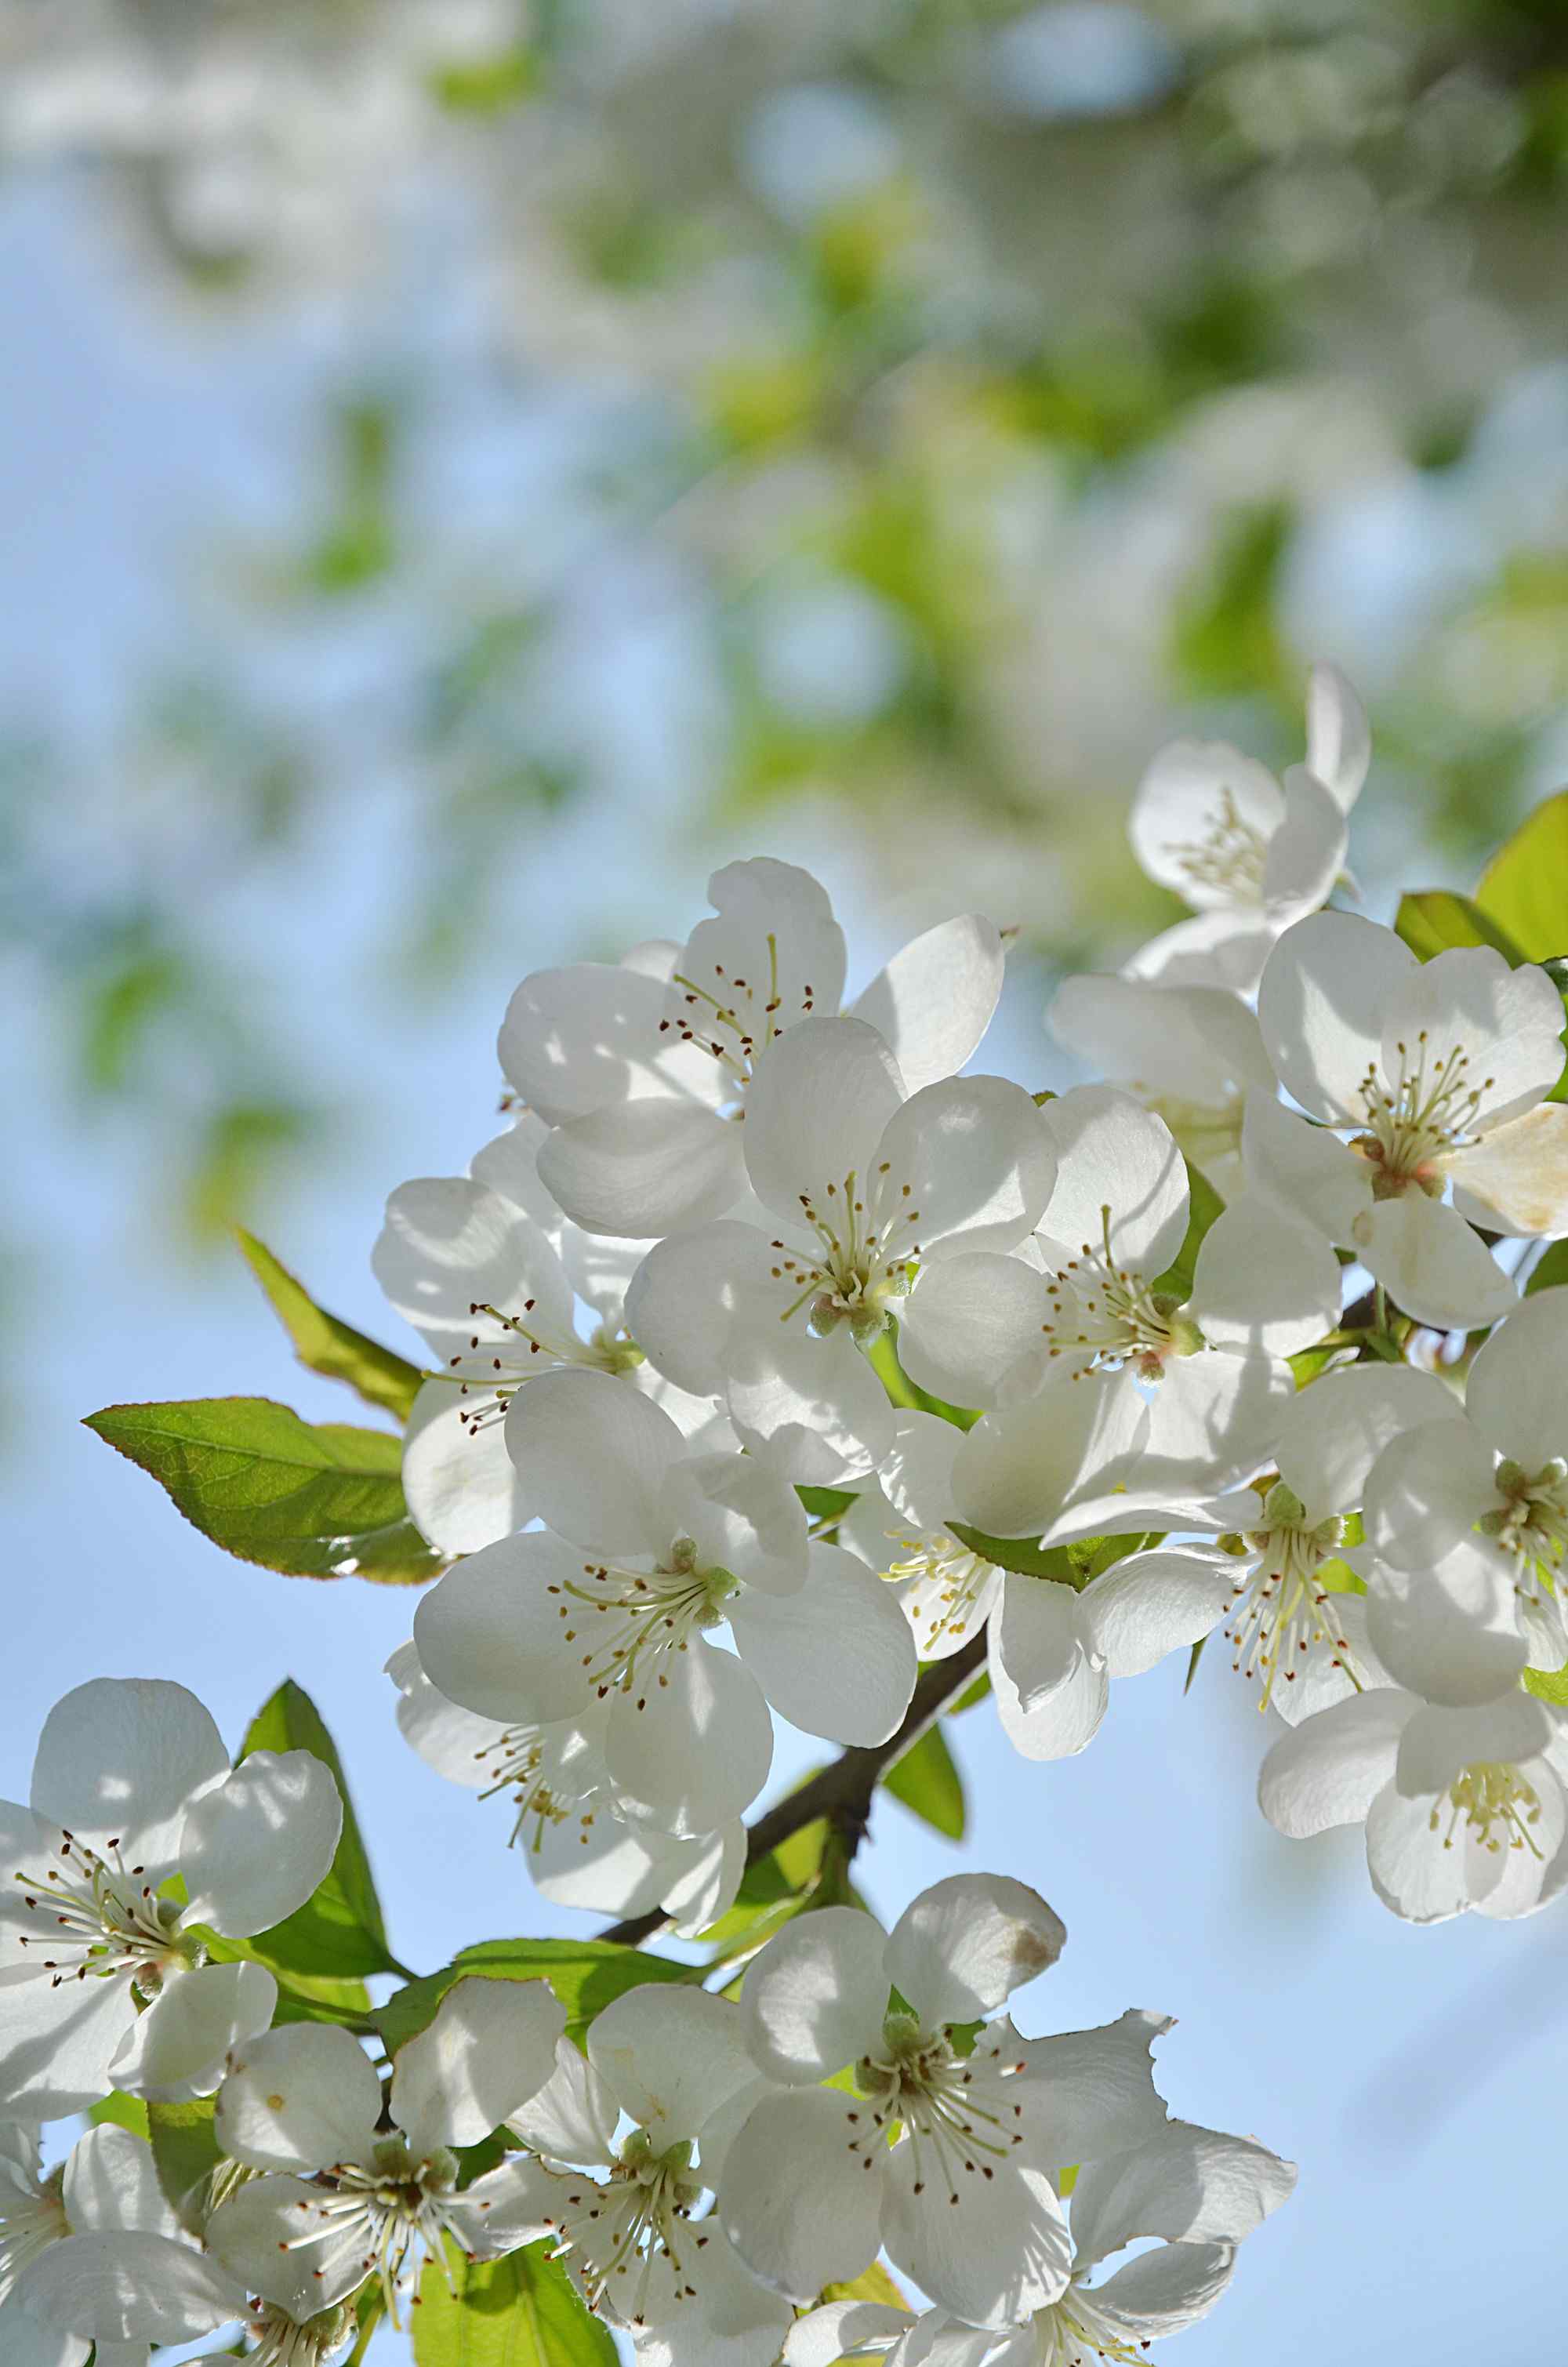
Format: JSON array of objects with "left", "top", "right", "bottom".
[{"left": 598, "top": 1633, "right": 988, "bottom": 1948}]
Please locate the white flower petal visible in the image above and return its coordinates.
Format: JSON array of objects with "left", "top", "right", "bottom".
[
  {"left": 1260, "top": 766, "right": 1348, "bottom": 920},
  {"left": 1189, "top": 1197, "right": 1343, "bottom": 1358},
  {"left": 16, "top": 2232, "right": 239, "bottom": 2344},
  {"left": 1049, "top": 975, "right": 1275, "bottom": 1110},
  {"left": 216, "top": 2021, "right": 383, "bottom": 2173},
  {"left": 660, "top": 1454, "right": 808, "bottom": 1597},
  {"left": 391, "top": 1974, "right": 563, "bottom": 2158},
  {"left": 720, "top": 2088, "right": 884, "bottom": 2301},
  {"left": 952, "top": 1367, "right": 1149, "bottom": 1542},
  {"left": 728, "top": 1543, "right": 917, "bottom": 1747},
  {"left": 31, "top": 1681, "right": 228, "bottom": 1880},
  {"left": 206, "top": 2174, "right": 369, "bottom": 2318},
  {"left": 469, "top": 1112, "right": 563, "bottom": 1236},
  {"left": 625, "top": 1221, "right": 771, "bottom": 1400},
  {"left": 1257, "top": 1690, "right": 1419, "bottom": 1837},
  {"left": 784, "top": 2301, "right": 913, "bottom": 2367},
  {"left": 1381, "top": 946, "right": 1565, "bottom": 1134},
  {"left": 683, "top": 858, "right": 848, "bottom": 1049},
  {"left": 1240, "top": 1088, "right": 1370, "bottom": 1245},
  {"left": 385, "top": 1640, "right": 516, "bottom": 1788},
  {"left": 887, "top": 1874, "right": 1065, "bottom": 2027},
  {"left": 506, "top": 1367, "right": 682, "bottom": 1557},
  {"left": 1122, "top": 909, "right": 1279, "bottom": 995},
  {"left": 1257, "top": 912, "right": 1417, "bottom": 1124},
  {"left": 880, "top": 1412, "right": 964, "bottom": 1534},
  {"left": 588, "top": 1984, "right": 757, "bottom": 2147},
  {"left": 1356, "top": 1193, "right": 1517, "bottom": 1333},
  {"left": 108, "top": 1962, "right": 276, "bottom": 2105},
  {"left": 1467, "top": 1284, "right": 1568, "bottom": 1467},
  {"left": 630, "top": 2223, "right": 795, "bottom": 2367},
  {"left": 1305, "top": 662, "right": 1370, "bottom": 810},
  {"left": 508, "top": 2033, "right": 619, "bottom": 2166},
  {"left": 1007, "top": 2008, "right": 1173, "bottom": 2168},
  {"left": 1040, "top": 1088, "right": 1190, "bottom": 1279},
  {"left": 62, "top": 2122, "right": 181, "bottom": 2242},
  {"left": 743, "top": 1018, "right": 907, "bottom": 1222},
  {"left": 1083, "top": 2239, "right": 1236, "bottom": 2343},
  {"left": 180, "top": 1750, "right": 341, "bottom": 1940},
  {"left": 528, "top": 1814, "right": 676, "bottom": 1922},
  {"left": 739, "top": 1904, "right": 890, "bottom": 2082},
  {"left": 445, "top": 2153, "right": 566, "bottom": 2258},
  {"left": 538, "top": 1100, "right": 748, "bottom": 1240},
  {"left": 1276, "top": 1365, "right": 1464, "bottom": 1520},
  {"left": 725, "top": 1322, "right": 895, "bottom": 1486},
  {"left": 604, "top": 1640, "right": 772, "bottom": 1834},
  {"left": 1140, "top": 1350, "right": 1293, "bottom": 1495},
  {"left": 0, "top": 2301, "right": 88, "bottom": 2367},
  {"left": 1079, "top": 1548, "right": 1236, "bottom": 1678},
  {"left": 1069, "top": 2118, "right": 1295, "bottom": 2264},
  {"left": 875, "top": 1078, "right": 1056, "bottom": 1260},
  {"left": 663, "top": 1821, "right": 746, "bottom": 1938},
  {"left": 897, "top": 1253, "right": 1053, "bottom": 1411},
  {"left": 413, "top": 1531, "right": 599, "bottom": 1727},
  {"left": 1393, "top": 1696, "right": 1556, "bottom": 1796},
  {"left": 849, "top": 915, "right": 1004, "bottom": 1094},
  {"left": 1445, "top": 1103, "right": 1568, "bottom": 1238},
  {"left": 1363, "top": 1416, "right": 1501, "bottom": 1572},
  {"left": 1363, "top": 1548, "right": 1527, "bottom": 1706},
  {"left": 499, "top": 962, "right": 719, "bottom": 1125},
  {"left": 372, "top": 1178, "right": 574, "bottom": 1354},
  {"left": 0, "top": 1952, "right": 135, "bottom": 2118},
  {"left": 402, "top": 1377, "right": 528, "bottom": 1555},
  {"left": 990, "top": 1616, "right": 1109, "bottom": 1761},
  {"left": 882, "top": 2144, "right": 1072, "bottom": 2329},
  {"left": 992, "top": 1573, "right": 1091, "bottom": 1713}
]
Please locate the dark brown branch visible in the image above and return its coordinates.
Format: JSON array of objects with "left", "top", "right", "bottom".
[{"left": 598, "top": 1632, "right": 988, "bottom": 1948}]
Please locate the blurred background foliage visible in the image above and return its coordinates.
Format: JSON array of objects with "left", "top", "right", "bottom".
[{"left": 3, "top": 0, "right": 1568, "bottom": 1245}]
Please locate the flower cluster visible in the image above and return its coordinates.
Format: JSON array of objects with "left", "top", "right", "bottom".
[{"left": 34, "top": 666, "right": 1568, "bottom": 2360}]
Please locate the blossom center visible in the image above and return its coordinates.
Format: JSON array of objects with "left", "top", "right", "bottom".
[
  {"left": 0, "top": 2165, "right": 68, "bottom": 2298},
  {"left": 243, "top": 2299, "right": 357, "bottom": 2367},
  {"left": 1482, "top": 1456, "right": 1568, "bottom": 1606},
  {"left": 474, "top": 1728, "right": 597, "bottom": 1853},
  {"left": 541, "top": 2129, "right": 710, "bottom": 2330},
  {"left": 768, "top": 1166, "right": 922, "bottom": 1344},
  {"left": 884, "top": 1530, "right": 996, "bottom": 1652},
  {"left": 1434, "top": 1762, "right": 1544, "bottom": 1857},
  {"left": 283, "top": 2138, "right": 464, "bottom": 2327},
  {"left": 550, "top": 1537, "right": 737, "bottom": 1705},
  {"left": 1228, "top": 1483, "right": 1351, "bottom": 1708},
  {"left": 659, "top": 933, "right": 818, "bottom": 1091},
  {"left": 1040, "top": 1207, "right": 1204, "bottom": 1378},
  {"left": 11, "top": 1833, "right": 199, "bottom": 1999},
  {"left": 1036, "top": 2281, "right": 1149, "bottom": 2366},
  {"left": 1352, "top": 1030, "right": 1493, "bottom": 1194},
  {"left": 446, "top": 1303, "right": 643, "bottom": 1440},
  {"left": 1162, "top": 786, "right": 1269, "bottom": 905},
  {"left": 853, "top": 2014, "right": 1026, "bottom": 2203}
]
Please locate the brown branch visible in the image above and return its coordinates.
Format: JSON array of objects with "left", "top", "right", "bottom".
[{"left": 598, "top": 1632, "right": 988, "bottom": 1948}]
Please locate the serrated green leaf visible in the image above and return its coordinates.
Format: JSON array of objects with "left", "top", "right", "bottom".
[
  {"left": 414, "top": 2236, "right": 618, "bottom": 2367},
  {"left": 238, "top": 1231, "right": 423, "bottom": 1419},
  {"left": 1151, "top": 1159, "right": 1225, "bottom": 1301},
  {"left": 947, "top": 1523, "right": 1082, "bottom": 1587},
  {"left": 379, "top": 1943, "right": 697, "bottom": 2059},
  {"left": 1525, "top": 1663, "right": 1568, "bottom": 1706},
  {"left": 234, "top": 1679, "right": 396, "bottom": 1978},
  {"left": 1394, "top": 888, "right": 1525, "bottom": 964},
  {"left": 147, "top": 2097, "right": 222, "bottom": 2234},
  {"left": 1475, "top": 790, "right": 1568, "bottom": 960},
  {"left": 883, "top": 1723, "right": 965, "bottom": 1839},
  {"left": 83, "top": 1398, "right": 444, "bottom": 1585}
]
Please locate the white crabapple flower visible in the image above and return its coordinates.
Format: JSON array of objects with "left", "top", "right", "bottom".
[
  {"left": 1124, "top": 663, "right": 1369, "bottom": 993},
  {"left": 841, "top": 1407, "right": 1256, "bottom": 1763},
  {"left": 1248, "top": 913, "right": 1568, "bottom": 1330},
  {"left": 206, "top": 1976, "right": 565, "bottom": 2325},
  {"left": 0, "top": 2118, "right": 243, "bottom": 2367},
  {"left": 627, "top": 1015, "right": 1057, "bottom": 1482},
  {"left": 1257, "top": 1547, "right": 1568, "bottom": 1922},
  {"left": 719, "top": 1877, "right": 1174, "bottom": 2330},
  {"left": 915, "top": 1087, "right": 1341, "bottom": 1488},
  {"left": 375, "top": 1113, "right": 728, "bottom": 1556},
  {"left": 385, "top": 1644, "right": 744, "bottom": 1936},
  {"left": 786, "top": 2115, "right": 1296, "bottom": 2367},
  {"left": 1364, "top": 1286, "right": 1568, "bottom": 1674},
  {"left": 1048, "top": 974, "right": 1276, "bottom": 1197},
  {"left": 500, "top": 858, "right": 1004, "bottom": 1241},
  {"left": 414, "top": 1367, "right": 917, "bottom": 1834},
  {"left": 0, "top": 1679, "right": 341, "bottom": 2116},
  {"left": 497, "top": 1986, "right": 793, "bottom": 2367}
]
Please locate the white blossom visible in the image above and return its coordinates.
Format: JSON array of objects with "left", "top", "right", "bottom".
[
  {"left": 1047, "top": 975, "right": 1276, "bottom": 1197},
  {"left": 208, "top": 1977, "right": 564, "bottom": 2323},
  {"left": 0, "top": 1680, "right": 340, "bottom": 2116}
]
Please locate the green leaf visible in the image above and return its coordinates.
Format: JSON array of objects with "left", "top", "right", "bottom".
[
  {"left": 883, "top": 1723, "right": 965, "bottom": 1839},
  {"left": 821, "top": 2261, "right": 913, "bottom": 2312},
  {"left": 147, "top": 2097, "right": 223, "bottom": 2234},
  {"left": 948, "top": 1523, "right": 1083, "bottom": 1587},
  {"left": 866, "top": 1327, "right": 982, "bottom": 1429},
  {"left": 379, "top": 1943, "right": 696, "bottom": 2059},
  {"left": 1151, "top": 1160, "right": 1225, "bottom": 1301},
  {"left": 1526, "top": 1240, "right": 1568, "bottom": 1297},
  {"left": 238, "top": 1231, "right": 423, "bottom": 1419},
  {"left": 235, "top": 1679, "right": 397, "bottom": 1978},
  {"left": 1184, "top": 1636, "right": 1206, "bottom": 1694},
  {"left": 1525, "top": 1663, "right": 1568, "bottom": 1706},
  {"left": 1475, "top": 790, "right": 1568, "bottom": 960},
  {"left": 1393, "top": 888, "right": 1525, "bottom": 964},
  {"left": 89, "top": 2092, "right": 149, "bottom": 2137},
  {"left": 414, "top": 2237, "right": 618, "bottom": 2367},
  {"left": 83, "top": 1399, "right": 445, "bottom": 1585},
  {"left": 797, "top": 1484, "right": 860, "bottom": 1523}
]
